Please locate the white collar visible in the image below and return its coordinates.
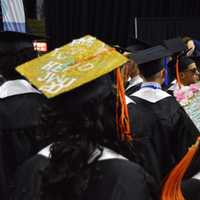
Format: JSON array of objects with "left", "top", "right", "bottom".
[
  {"left": 0, "top": 79, "right": 41, "bottom": 98},
  {"left": 126, "top": 75, "right": 143, "bottom": 91},
  {"left": 192, "top": 172, "right": 200, "bottom": 180},
  {"left": 38, "top": 145, "right": 51, "bottom": 158},
  {"left": 125, "top": 95, "right": 136, "bottom": 105},
  {"left": 131, "top": 82, "right": 171, "bottom": 103},
  {"left": 168, "top": 80, "right": 180, "bottom": 91},
  {"left": 88, "top": 147, "right": 128, "bottom": 164},
  {"left": 38, "top": 145, "right": 128, "bottom": 163}
]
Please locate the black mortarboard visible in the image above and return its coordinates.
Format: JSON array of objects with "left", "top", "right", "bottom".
[
  {"left": 129, "top": 45, "right": 171, "bottom": 78},
  {"left": 163, "top": 37, "right": 187, "bottom": 55},
  {"left": 0, "top": 31, "right": 46, "bottom": 53},
  {"left": 129, "top": 45, "right": 171, "bottom": 65},
  {"left": 163, "top": 38, "right": 187, "bottom": 84},
  {"left": 112, "top": 39, "right": 151, "bottom": 55},
  {"left": 126, "top": 38, "right": 151, "bottom": 52}
]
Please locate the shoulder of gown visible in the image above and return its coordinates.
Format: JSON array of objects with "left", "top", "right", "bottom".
[{"left": 85, "top": 159, "right": 159, "bottom": 200}]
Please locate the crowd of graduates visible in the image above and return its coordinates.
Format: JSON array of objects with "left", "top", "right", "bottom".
[{"left": 0, "top": 31, "right": 200, "bottom": 200}]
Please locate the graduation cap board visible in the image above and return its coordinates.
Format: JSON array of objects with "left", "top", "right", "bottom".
[
  {"left": 163, "top": 37, "right": 187, "bottom": 55},
  {"left": 128, "top": 45, "right": 172, "bottom": 77},
  {"left": 129, "top": 45, "right": 171, "bottom": 65},
  {"left": 112, "top": 39, "right": 151, "bottom": 56},
  {"left": 16, "top": 35, "right": 128, "bottom": 98},
  {"left": 126, "top": 38, "right": 151, "bottom": 52}
]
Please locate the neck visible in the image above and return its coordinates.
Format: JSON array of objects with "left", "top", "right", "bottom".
[
  {"left": 144, "top": 79, "right": 163, "bottom": 85},
  {"left": 180, "top": 79, "right": 190, "bottom": 86}
]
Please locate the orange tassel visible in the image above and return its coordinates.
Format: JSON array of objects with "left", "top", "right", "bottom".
[
  {"left": 175, "top": 58, "right": 182, "bottom": 89},
  {"left": 115, "top": 68, "right": 132, "bottom": 142},
  {"left": 161, "top": 137, "right": 200, "bottom": 200}
]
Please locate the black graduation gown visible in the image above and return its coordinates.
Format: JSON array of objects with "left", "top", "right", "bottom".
[
  {"left": 181, "top": 178, "right": 200, "bottom": 200},
  {"left": 13, "top": 149, "right": 158, "bottom": 200},
  {"left": 13, "top": 154, "right": 49, "bottom": 200},
  {"left": 165, "top": 80, "right": 185, "bottom": 97},
  {"left": 127, "top": 87, "right": 200, "bottom": 197},
  {"left": 125, "top": 76, "right": 143, "bottom": 96},
  {"left": 0, "top": 79, "right": 48, "bottom": 199},
  {"left": 84, "top": 159, "right": 158, "bottom": 200},
  {"left": 126, "top": 83, "right": 142, "bottom": 96}
]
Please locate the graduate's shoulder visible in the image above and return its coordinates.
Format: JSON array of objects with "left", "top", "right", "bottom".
[{"left": 85, "top": 159, "right": 157, "bottom": 200}]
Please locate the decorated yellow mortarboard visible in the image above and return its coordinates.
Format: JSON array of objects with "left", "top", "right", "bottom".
[
  {"left": 16, "top": 35, "right": 132, "bottom": 141},
  {"left": 16, "top": 35, "right": 128, "bottom": 98}
]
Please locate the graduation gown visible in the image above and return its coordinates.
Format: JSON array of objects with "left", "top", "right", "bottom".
[
  {"left": 127, "top": 83, "right": 200, "bottom": 191},
  {"left": 13, "top": 154, "right": 49, "bottom": 200},
  {"left": 166, "top": 79, "right": 181, "bottom": 96},
  {"left": 84, "top": 159, "right": 158, "bottom": 200},
  {"left": 125, "top": 75, "right": 143, "bottom": 96},
  {"left": 0, "top": 79, "right": 48, "bottom": 199},
  {"left": 13, "top": 146, "right": 159, "bottom": 200}
]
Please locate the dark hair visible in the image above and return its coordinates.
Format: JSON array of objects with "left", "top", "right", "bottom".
[
  {"left": 178, "top": 56, "right": 195, "bottom": 72},
  {"left": 39, "top": 91, "right": 137, "bottom": 200},
  {"left": 182, "top": 36, "right": 193, "bottom": 45},
  {"left": 0, "top": 47, "right": 38, "bottom": 80},
  {"left": 139, "top": 59, "right": 163, "bottom": 79},
  {"left": 167, "top": 58, "right": 177, "bottom": 82}
]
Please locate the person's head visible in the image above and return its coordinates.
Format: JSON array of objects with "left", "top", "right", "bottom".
[
  {"left": 182, "top": 36, "right": 195, "bottom": 56},
  {"left": 139, "top": 59, "right": 166, "bottom": 84},
  {"left": 167, "top": 58, "right": 177, "bottom": 83},
  {"left": 125, "top": 39, "right": 151, "bottom": 79},
  {"left": 178, "top": 56, "right": 199, "bottom": 85},
  {"left": 123, "top": 58, "right": 140, "bottom": 80},
  {"left": 0, "top": 31, "right": 41, "bottom": 80},
  {"left": 129, "top": 45, "right": 171, "bottom": 85},
  {"left": 44, "top": 75, "right": 117, "bottom": 141},
  {"left": 128, "top": 59, "right": 140, "bottom": 78},
  {"left": 36, "top": 76, "right": 115, "bottom": 199}
]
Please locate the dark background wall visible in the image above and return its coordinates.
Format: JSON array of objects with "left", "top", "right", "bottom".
[
  {"left": 23, "top": 0, "right": 36, "bottom": 18},
  {"left": 43, "top": 0, "right": 200, "bottom": 49},
  {"left": 129, "top": 17, "right": 200, "bottom": 46}
]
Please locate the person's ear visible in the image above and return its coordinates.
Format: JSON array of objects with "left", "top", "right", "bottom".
[
  {"left": 179, "top": 72, "right": 185, "bottom": 79},
  {"left": 160, "top": 69, "right": 165, "bottom": 79}
]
